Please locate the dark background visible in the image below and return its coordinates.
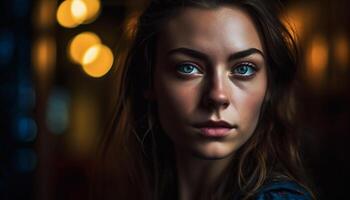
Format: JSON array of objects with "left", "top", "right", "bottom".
[{"left": 1, "top": 0, "right": 349, "bottom": 199}]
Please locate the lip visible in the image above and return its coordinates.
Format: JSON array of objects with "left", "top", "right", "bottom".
[{"left": 193, "top": 120, "right": 236, "bottom": 137}]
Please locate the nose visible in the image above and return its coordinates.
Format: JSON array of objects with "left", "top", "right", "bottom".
[{"left": 202, "top": 71, "right": 230, "bottom": 110}]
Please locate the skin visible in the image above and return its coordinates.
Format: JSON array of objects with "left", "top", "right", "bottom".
[{"left": 152, "top": 6, "right": 267, "bottom": 200}]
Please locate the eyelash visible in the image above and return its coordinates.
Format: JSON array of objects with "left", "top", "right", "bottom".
[
  {"left": 230, "top": 62, "right": 257, "bottom": 79},
  {"left": 176, "top": 62, "right": 202, "bottom": 76},
  {"left": 175, "top": 61, "right": 257, "bottom": 79}
]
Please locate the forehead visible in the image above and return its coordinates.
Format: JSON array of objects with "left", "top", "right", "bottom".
[{"left": 158, "top": 6, "right": 264, "bottom": 54}]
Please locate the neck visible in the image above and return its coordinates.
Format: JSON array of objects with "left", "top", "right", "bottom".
[{"left": 175, "top": 148, "right": 233, "bottom": 200}]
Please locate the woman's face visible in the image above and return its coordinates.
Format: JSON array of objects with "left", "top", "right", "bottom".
[{"left": 153, "top": 6, "right": 267, "bottom": 159}]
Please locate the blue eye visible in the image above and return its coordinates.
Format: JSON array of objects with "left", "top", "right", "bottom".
[
  {"left": 176, "top": 63, "right": 201, "bottom": 75},
  {"left": 232, "top": 62, "right": 256, "bottom": 77}
]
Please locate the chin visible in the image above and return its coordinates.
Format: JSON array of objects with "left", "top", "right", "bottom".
[{"left": 191, "top": 142, "right": 237, "bottom": 160}]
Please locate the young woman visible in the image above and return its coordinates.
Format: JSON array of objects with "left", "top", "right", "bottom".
[{"left": 95, "top": 0, "right": 315, "bottom": 199}]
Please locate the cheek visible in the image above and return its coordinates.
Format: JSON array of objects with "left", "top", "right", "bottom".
[
  {"left": 235, "top": 85, "right": 267, "bottom": 134},
  {"left": 154, "top": 75, "right": 199, "bottom": 131}
]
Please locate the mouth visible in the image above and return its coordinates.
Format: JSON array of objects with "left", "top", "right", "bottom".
[{"left": 193, "top": 120, "right": 237, "bottom": 137}]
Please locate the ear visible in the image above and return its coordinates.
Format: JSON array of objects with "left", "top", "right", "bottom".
[{"left": 143, "top": 89, "right": 156, "bottom": 101}]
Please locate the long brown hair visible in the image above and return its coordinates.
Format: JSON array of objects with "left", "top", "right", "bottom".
[{"left": 93, "top": 0, "right": 314, "bottom": 199}]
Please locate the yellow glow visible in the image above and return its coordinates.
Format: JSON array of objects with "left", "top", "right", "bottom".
[
  {"left": 82, "top": 44, "right": 114, "bottom": 78},
  {"left": 57, "top": 0, "right": 80, "bottom": 28},
  {"left": 306, "top": 35, "right": 328, "bottom": 84},
  {"left": 56, "top": 0, "right": 100, "bottom": 28},
  {"left": 68, "top": 92, "right": 98, "bottom": 158},
  {"left": 334, "top": 34, "right": 349, "bottom": 69},
  {"left": 283, "top": 10, "right": 302, "bottom": 40},
  {"left": 36, "top": 0, "right": 56, "bottom": 28},
  {"left": 71, "top": 0, "right": 87, "bottom": 21},
  {"left": 82, "top": 0, "right": 101, "bottom": 23},
  {"left": 32, "top": 36, "right": 56, "bottom": 87},
  {"left": 283, "top": 4, "right": 314, "bottom": 41},
  {"left": 32, "top": 36, "right": 56, "bottom": 75},
  {"left": 68, "top": 32, "right": 101, "bottom": 64},
  {"left": 82, "top": 45, "right": 99, "bottom": 64}
]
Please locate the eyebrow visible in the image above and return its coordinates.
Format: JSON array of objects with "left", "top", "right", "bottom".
[{"left": 167, "top": 47, "right": 265, "bottom": 62}]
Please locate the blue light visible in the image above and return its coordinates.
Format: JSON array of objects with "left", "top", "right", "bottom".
[
  {"left": 15, "top": 117, "right": 37, "bottom": 142},
  {"left": 13, "top": 148, "right": 37, "bottom": 173},
  {"left": 17, "top": 82, "right": 36, "bottom": 112},
  {"left": 0, "top": 29, "right": 15, "bottom": 66},
  {"left": 46, "top": 89, "right": 70, "bottom": 135}
]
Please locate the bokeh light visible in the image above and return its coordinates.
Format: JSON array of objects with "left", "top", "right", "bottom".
[
  {"left": 334, "top": 33, "right": 349, "bottom": 69},
  {"left": 32, "top": 36, "right": 56, "bottom": 77},
  {"left": 306, "top": 35, "right": 328, "bottom": 86},
  {"left": 69, "top": 92, "right": 98, "bottom": 157},
  {"left": 81, "top": 0, "right": 101, "bottom": 24},
  {"left": 283, "top": 8, "right": 303, "bottom": 40},
  {"left": 68, "top": 32, "right": 101, "bottom": 64},
  {"left": 71, "top": 0, "right": 87, "bottom": 22},
  {"left": 57, "top": 0, "right": 84, "bottom": 28},
  {"left": 81, "top": 44, "right": 114, "bottom": 78},
  {"left": 17, "top": 82, "right": 36, "bottom": 112},
  {"left": 46, "top": 89, "right": 70, "bottom": 135},
  {"left": 15, "top": 117, "right": 37, "bottom": 143},
  {"left": 56, "top": 0, "right": 101, "bottom": 28},
  {"left": 35, "top": 0, "right": 56, "bottom": 29},
  {"left": 13, "top": 148, "right": 37, "bottom": 173},
  {"left": 283, "top": 4, "right": 314, "bottom": 42},
  {"left": 0, "top": 29, "right": 15, "bottom": 66}
]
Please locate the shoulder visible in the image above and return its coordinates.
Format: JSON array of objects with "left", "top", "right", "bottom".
[{"left": 254, "top": 180, "right": 313, "bottom": 200}]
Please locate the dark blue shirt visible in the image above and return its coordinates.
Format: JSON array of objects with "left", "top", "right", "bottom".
[{"left": 255, "top": 181, "right": 312, "bottom": 200}]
